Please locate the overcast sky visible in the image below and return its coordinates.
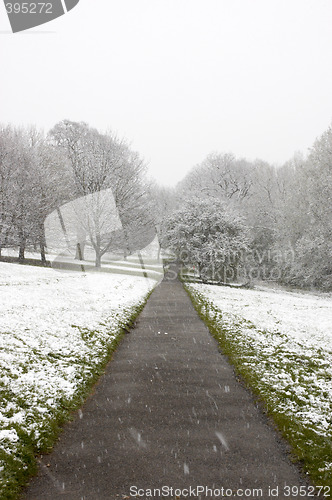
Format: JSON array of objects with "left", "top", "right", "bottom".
[{"left": 1, "top": 0, "right": 332, "bottom": 185}]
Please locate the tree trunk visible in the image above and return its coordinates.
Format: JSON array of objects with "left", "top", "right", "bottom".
[
  {"left": 0, "top": 226, "right": 10, "bottom": 258},
  {"left": 75, "top": 227, "right": 86, "bottom": 260},
  {"left": 95, "top": 251, "right": 101, "bottom": 268},
  {"left": 39, "top": 223, "right": 47, "bottom": 264},
  {"left": 56, "top": 207, "right": 70, "bottom": 248},
  {"left": 95, "top": 234, "right": 101, "bottom": 268},
  {"left": 40, "top": 244, "right": 46, "bottom": 264},
  {"left": 155, "top": 225, "right": 161, "bottom": 262},
  {"left": 138, "top": 251, "right": 148, "bottom": 278},
  {"left": 19, "top": 243, "right": 25, "bottom": 262},
  {"left": 123, "top": 227, "right": 130, "bottom": 261},
  {"left": 75, "top": 242, "right": 85, "bottom": 261},
  {"left": 18, "top": 227, "right": 26, "bottom": 262}
]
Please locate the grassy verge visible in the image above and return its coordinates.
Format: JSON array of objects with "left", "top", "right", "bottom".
[
  {"left": 184, "top": 284, "right": 332, "bottom": 495},
  {"left": 0, "top": 293, "right": 151, "bottom": 500}
]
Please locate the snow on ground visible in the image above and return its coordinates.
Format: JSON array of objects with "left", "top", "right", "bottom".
[
  {"left": 191, "top": 284, "right": 332, "bottom": 351},
  {"left": 186, "top": 283, "right": 332, "bottom": 472},
  {"left": 0, "top": 262, "right": 156, "bottom": 487}
]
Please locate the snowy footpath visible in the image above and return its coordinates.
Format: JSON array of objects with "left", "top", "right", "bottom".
[{"left": 0, "top": 262, "right": 156, "bottom": 498}]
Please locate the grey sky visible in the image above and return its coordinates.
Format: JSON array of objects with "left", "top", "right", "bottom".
[{"left": 1, "top": 0, "right": 332, "bottom": 185}]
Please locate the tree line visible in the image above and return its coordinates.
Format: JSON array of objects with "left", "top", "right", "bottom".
[
  {"left": 161, "top": 124, "right": 332, "bottom": 291},
  {"left": 0, "top": 120, "right": 155, "bottom": 267},
  {"left": 1, "top": 119, "right": 331, "bottom": 290}
]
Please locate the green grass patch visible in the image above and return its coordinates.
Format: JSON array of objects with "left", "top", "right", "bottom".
[
  {"left": 0, "top": 292, "right": 152, "bottom": 500},
  {"left": 184, "top": 284, "right": 332, "bottom": 495}
]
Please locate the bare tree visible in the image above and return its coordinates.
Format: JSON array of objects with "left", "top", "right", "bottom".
[
  {"left": 49, "top": 120, "right": 154, "bottom": 267},
  {"left": 0, "top": 125, "right": 18, "bottom": 256},
  {"left": 149, "top": 182, "right": 177, "bottom": 261},
  {"left": 178, "top": 153, "right": 252, "bottom": 204},
  {"left": 110, "top": 145, "right": 155, "bottom": 259},
  {"left": 49, "top": 120, "right": 123, "bottom": 261},
  {"left": 0, "top": 125, "right": 73, "bottom": 262}
]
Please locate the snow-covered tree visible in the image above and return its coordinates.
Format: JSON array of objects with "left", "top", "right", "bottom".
[
  {"left": 0, "top": 125, "right": 18, "bottom": 256},
  {"left": 49, "top": 120, "right": 124, "bottom": 262},
  {"left": 177, "top": 153, "right": 252, "bottom": 204},
  {"left": 282, "top": 126, "right": 332, "bottom": 290},
  {"left": 29, "top": 134, "right": 74, "bottom": 262},
  {"left": 49, "top": 120, "right": 154, "bottom": 266},
  {"left": 163, "top": 198, "right": 249, "bottom": 282},
  {"left": 110, "top": 145, "right": 155, "bottom": 259},
  {"left": 0, "top": 125, "right": 73, "bottom": 262},
  {"left": 149, "top": 182, "right": 177, "bottom": 261}
]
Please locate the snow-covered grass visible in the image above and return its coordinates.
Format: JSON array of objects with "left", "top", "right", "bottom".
[
  {"left": 185, "top": 282, "right": 332, "bottom": 490},
  {"left": 0, "top": 262, "right": 156, "bottom": 499},
  {"left": 1, "top": 247, "right": 164, "bottom": 280}
]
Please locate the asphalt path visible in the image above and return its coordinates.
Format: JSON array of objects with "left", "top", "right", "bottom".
[{"left": 22, "top": 267, "right": 315, "bottom": 499}]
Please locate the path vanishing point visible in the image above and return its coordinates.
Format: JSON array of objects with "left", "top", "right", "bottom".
[{"left": 23, "top": 265, "right": 315, "bottom": 500}]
